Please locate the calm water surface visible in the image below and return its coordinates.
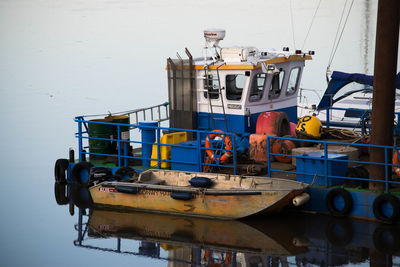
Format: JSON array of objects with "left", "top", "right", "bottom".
[{"left": 1, "top": 0, "right": 400, "bottom": 266}]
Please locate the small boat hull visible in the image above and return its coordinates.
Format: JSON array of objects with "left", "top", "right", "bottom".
[{"left": 89, "top": 170, "right": 307, "bottom": 219}]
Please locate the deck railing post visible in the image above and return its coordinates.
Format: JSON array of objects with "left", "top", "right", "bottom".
[
  {"left": 197, "top": 131, "right": 201, "bottom": 172},
  {"left": 267, "top": 136, "right": 271, "bottom": 177},
  {"left": 324, "top": 142, "right": 328, "bottom": 185},
  {"left": 326, "top": 108, "right": 330, "bottom": 128},
  {"left": 117, "top": 125, "right": 121, "bottom": 167},
  {"left": 78, "top": 119, "right": 83, "bottom": 162},
  {"left": 157, "top": 126, "right": 161, "bottom": 169},
  {"left": 123, "top": 127, "right": 128, "bottom": 167},
  {"left": 385, "top": 147, "right": 389, "bottom": 193}
]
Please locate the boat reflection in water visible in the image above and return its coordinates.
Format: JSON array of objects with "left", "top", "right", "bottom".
[{"left": 55, "top": 182, "right": 400, "bottom": 266}]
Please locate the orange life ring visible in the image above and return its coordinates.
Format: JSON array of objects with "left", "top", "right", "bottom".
[
  {"left": 393, "top": 151, "right": 400, "bottom": 176},
  {"left": 205, "top": 130, "right": 232, "bottom": 163}
]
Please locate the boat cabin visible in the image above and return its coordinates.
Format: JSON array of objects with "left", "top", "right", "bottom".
[{"left": 167, "top": 29, "right": 312, "bottom": 134}]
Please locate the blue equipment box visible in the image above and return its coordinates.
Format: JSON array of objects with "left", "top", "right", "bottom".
[
  {"left": 296, "top": 152, "right": 348, "bottom": 186},
  {"left": 171, "top": 141, "right": 205, "bottom": 172}
]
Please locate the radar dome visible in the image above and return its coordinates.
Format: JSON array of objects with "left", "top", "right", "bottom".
[{"left": 204, "top": 28, "right": 226, "bottom": 47}]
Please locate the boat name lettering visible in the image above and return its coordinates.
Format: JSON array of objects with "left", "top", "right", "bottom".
[
  {"left": 227, "top": 104, "right": 242, "bottom": 109},
  {"left": 140, "top": 189, "right": 171, "bottom": 196},
  {"left": 99, "top": 187, "right": 117, "bottom": 193}
]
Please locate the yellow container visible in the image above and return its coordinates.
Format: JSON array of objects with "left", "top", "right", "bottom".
[{"left": 151, "top": 132, "right": 188, "bottom": 168}]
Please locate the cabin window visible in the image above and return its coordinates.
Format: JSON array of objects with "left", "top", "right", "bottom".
[
  {"left": 226, "top": 74, "right": 245, "bottom": 101},
  {"left": 249, "top": 73, "right": 266, "bottom": 102},
  {"left": 204, "top": 74, "right": 219, "bottom": 99},
  {"left": 286, "top": 67, "right": 300, "bottom": 95},
  {"left": 268, "top": 71, "right": 284, "bottom": 99}
]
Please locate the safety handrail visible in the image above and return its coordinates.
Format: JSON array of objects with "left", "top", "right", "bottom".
[
  {"left": 74, "top": 117, "right": 237, "bottom": 174},
  {"left": 266, "top": 135, "right": 400, "bottom": 193},
  {"left": 77, "top": 102, "right": 169, "bottom": 125}
]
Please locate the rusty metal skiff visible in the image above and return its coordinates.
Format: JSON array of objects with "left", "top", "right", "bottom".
[{"left": 89, "top": 169, "right": 308, "bottom": 219}]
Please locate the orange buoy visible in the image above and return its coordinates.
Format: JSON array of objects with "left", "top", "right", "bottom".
[
  {"left": 256, "top": 112, "right": 290, "bottom": 136},
  {"left": 204, "top": 130, "right": 232, "bottom": 163},
  {"left": 249, "top": 133, "right": 276, "bottom": 162},
  {"left": 271, "top": 139, "right": 296, "bottom": 163}
]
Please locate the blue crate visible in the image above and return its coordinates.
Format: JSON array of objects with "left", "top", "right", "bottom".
[
  {"left": 296, "top": 152, "right": 348, "bottom": 186},
  {"left": 171, "top": 141, "right": 205, "bottom": 172}
]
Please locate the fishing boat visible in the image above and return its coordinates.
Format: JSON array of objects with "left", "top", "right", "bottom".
[
  {"left": 89, "top": 169, "right": 308, "bottom": 219},
  {"left": 55, "top": 27, "right": 400, "bottom": 224}
]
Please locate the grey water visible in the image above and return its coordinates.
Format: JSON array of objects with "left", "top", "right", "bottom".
[{"left": 1, "top": 0, "right": 400, "bottom": 266}]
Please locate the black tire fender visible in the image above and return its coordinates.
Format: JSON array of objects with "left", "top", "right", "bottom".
[
  {"left": 71, "top": 162, "right": 93, "bottom": 186},
  {"left": 115, "top": 185, "right": 139, "bottom": 194},
  {"left": 54, "top": 159, "right": 69, "bottom": 183},
  {"left": 54, "top": 182, "right": 68, "bottom": 205},
  {"left": 171, "top": 191, "right": 193, "bottom": 200},
  {"left": 326, "top": 188, "right": 353, "bottom": 217},
  {"left": 71, "top": 184, "right": 93, "bottom": 209},
  {"left": 372, "top": 194, "right": 400, "bottom": 224}
]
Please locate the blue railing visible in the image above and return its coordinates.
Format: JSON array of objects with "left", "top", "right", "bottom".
[
  {"left": 266, "top": 135, "right": 400, "bottom": 193},
  {"left": 75, "top": 109, "right": 400, "bottom": 192},
  {"left": 74, "top": 117, "right": 237, "bottom": 174}
]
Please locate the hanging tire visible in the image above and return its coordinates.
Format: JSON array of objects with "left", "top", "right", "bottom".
[
  {"left": 373, "top": 225, "right": 400, "bottom": 254},
  {"left": 325, "top": 188, "right": 353, "bottom": 217},
  {"left": 372, "top": 194, "right": 400, "bottom": 224},
  {"left": 71, "top": 162, "right": 93, "bottom": 186},
  {"left": 114, "top": 166, "right": 138, "bottom": 181},
  {"left": 325, "top": 218, "right": 354, "bottom": 247},
  {"left": 71, "top": 184, "right": 93, "bottom": 209},
  {"left": 54, "top": 159, "right": 69, "bottom": 183},
  {"left": 54, "top": 182, "right": 69, "bottom": 205}
]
